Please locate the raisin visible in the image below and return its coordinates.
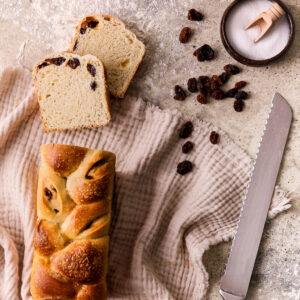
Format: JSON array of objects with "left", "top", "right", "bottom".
[
  {"left": 235, "top": 91, "right": 248, "bottom": 100},
  {"left": 179, "top": 27, "right": 192, "bottom": 43},
  {"left": 187, "top": 77, "right": 198, "bottom": 93},
  {"left": 87, "top": 20, "right": 99, "bottom": 28},
  {"left": 182, "top": 141, "right": 194, "bottom": 153},
  {"left": 224, "top": 64, "right": 240, "bottom": 75},
  {"left": 235, "top": 81, "right": 247, "bottom": 89},
  {"left": 210, "top": 75, "right": 223, "bottom": 90},
  {"left": 45, "top": 57, "right": 66, "bottom": 66},
  {"left": 174, "top": 85, "right": 186, "bottom": 101},
  {"left": 219, "top": 72, "right": 230, "bottom": 84},
  {"left": 179, "top": 121, "right": 193, "bottom": 138},
  {"left": 197, "top": 76, "right": 210, "bottom": 90},
  {"left": 212, "top": 75, "right": 223, "bottom": 86},
  {"left": 224, "top": 88, "right": 238, "bottom": 98},
  {"left": 177, "top": 160, "right": 193, "bottom": 175},
  {"left": 90, "top": 81, "right": 97, "bottom": 90},
  {"left": 44, "top": 187, "right": 52, "bottom": 200},
  {"left": 194, "top": 44, "right": 215, "bottom": 61},
  {"left": 80, "top": 28, "right": 86, "bottom": 34},
  {"left": 38, "top": 62, "right": 49, "bottom": 69},
  {"left": 73, "top": 40, "right": 78, "bottom": 51},
  {"left": 197, "top": 89, "right": 208, "bottom": 104},
  {"left": 53, "top": 209, "right": 59, "bottom": 214},
  {"left": 188, "top": 9, "right": 203, "bottom": 21},
  {"left": 87, "top": 64, "right": 96, "bottom": 76},
  {"left": 210, "top": 131, "right": 219, "bottom": 144},
  {"left": 211, "top": 89, "right": 224, "bottom": 100},
  {"left": 234, "top": 99, "right": 244, "bottom": 112},
  {"left": 67, "top": 58, "right": 81, "bottom": 69}
]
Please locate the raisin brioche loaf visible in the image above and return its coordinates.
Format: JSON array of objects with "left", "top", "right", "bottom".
[
  {"left": 32, "top": 52, "right": 111, "bottom": 132},
  {"left": 70, "top": 15, "right": 146, "bottom": 98},
  {"left": 30, "top": 144, "right": 116, "bottom": 300}
]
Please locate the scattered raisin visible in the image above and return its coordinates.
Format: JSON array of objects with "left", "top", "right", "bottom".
[
  {"left": 80, "top": 28, "right": 86, "bottom": 34},
  {"left": 90, "top": 81, "right": 97, "bottom": 90},
  {"left": 38, "top": 62, "right": 49, "bottom": 69},
  {"left": 44, "top": 187, "right": 52, "bottom": 200},
  {"left": 87, "top": 63, "right": 96, "bottom": 76},
  {"left": 87, "top": 20, "right": 99, "bottom": 28},
  {"left": 188, "top": 9, "right": 203, "bottom": 21},
  {"left": 235, "top": 81, "right": 247, "bottom": 89},
  {"left": 179, "top": 27, "right": 192, "bottom": 43},
  {"left": 45, "top": 57, "right": 66, "bottom": 66},
  {"left": 187, "top": 77, "right": 198, "bottom": 93},
  {"left": 235, "top": 91, "right": 248, "bottom": 100},
  {"left": 211, "top": 89, "right": 224, "bottom": 100},
  {"left": 224, "top": 64, "right": 240, "bottom": 75},
  {"left": 177, "top": 160, "right": 193, "bottom": 175},
  {"left": 224, "top": 88, "right": 238, "bottom": 98},
  {"left": 197, "top": 89, "right": 208, "bottom": 104},
  {"left": 174, "top": 85, "right": 187, "bottom": 101},
  {"left": 67, "top": 58, "right": 81, "bottom": 69},
  {"left": 53, "top": 209, "right": 59, "bottom": 214},
  {"left": 182, "top": 141, "right": 194, "bottom": 153},
  {"left": 179, "top": 121, "right": 193, "bottom": 138},
  {"left": 197, "top": 76, "right": 210, "bottom": 90},
  {"left": 234, "top": 99, "right": 244, "bottom": 112},
  {"left": 73, "top": 40, "right": 78, "bottom": 51},
  {"left": 210, "top": 131, "right": 219, "bottom": 144},
  {"left": 219, "top": 72, "right": 230, "bottom": 84},
  {"left": 194, "top": 44, "right": 215, "bottom": 61}
]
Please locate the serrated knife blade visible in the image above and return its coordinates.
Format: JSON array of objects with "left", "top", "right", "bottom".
[{"left": 219, "top": 93, "right": 292, "bottom": 300}]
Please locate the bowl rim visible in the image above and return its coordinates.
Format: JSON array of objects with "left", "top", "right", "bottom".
[{"left": 220, "top": 0, "right": 295, "bottom": 66}]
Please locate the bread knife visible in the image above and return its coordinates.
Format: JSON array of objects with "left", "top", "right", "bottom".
[{"left": 219, "top": 93, "right": 292, "bottom": 300}]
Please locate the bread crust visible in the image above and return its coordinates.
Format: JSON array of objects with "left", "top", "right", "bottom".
[
  {"left": 69, "top": 14, "right": 146, "bottom": 98},
  {"left": 30, "top": 144, "right": 115, "bottom": 300},
  {"left": 32, "top": 52, "right": 111, "bottom": 132}
]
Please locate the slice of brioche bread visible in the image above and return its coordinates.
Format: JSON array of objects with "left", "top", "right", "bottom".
[
  {"left": 32, "top": 52, "right": 111, "bottom": 132},
  {"left": 69, "top": 15, "right": 146, "bottom": 98}
]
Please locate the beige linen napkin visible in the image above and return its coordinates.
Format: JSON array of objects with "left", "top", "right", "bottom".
[{"left": 0, "top": 66, "right": 291, "bottom": 300}]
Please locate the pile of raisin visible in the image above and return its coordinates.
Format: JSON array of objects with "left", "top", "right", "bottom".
[{"left": 178, "top": 64, "right": 249, "bottom": 112}]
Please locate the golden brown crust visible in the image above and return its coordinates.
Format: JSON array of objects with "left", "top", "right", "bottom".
[
  {"left": 61, "top": 202, "right": 109, "bottom": 239},
  {"left": 31, "top": 256, "right": 76, "bottom": 299},
  {"left": 52, "top": 239, "right": 108, "bottom": 284},
  {"left": 69, "top": 14, "right": 146, "bottom": 98},
  {"left": 66, "top": 150, "right": 115, "bottom": 205},
  {"left": 41, "top": 144, "right": 88, "bottom": 176},
  {"left": 31, "top": 144, "right": 115, "bottom": 300},
  {"left": 75, "top": 283, "right": 107, "bottom": 300},
  {"left": 34, "top": 220, "right": 65, "bottom": 256}
]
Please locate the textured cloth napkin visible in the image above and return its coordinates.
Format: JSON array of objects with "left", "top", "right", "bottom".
[{"left": 0, "top": 66, "right": 291, "bottom": 300}]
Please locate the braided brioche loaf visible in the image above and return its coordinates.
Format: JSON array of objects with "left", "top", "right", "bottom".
[{"left": 31, "top": 144, "right": 115, "bottom": 300}]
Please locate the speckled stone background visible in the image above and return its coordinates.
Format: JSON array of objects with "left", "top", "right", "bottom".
[{"left": 0, "top": 0, "right": 299, "bottom": 299}]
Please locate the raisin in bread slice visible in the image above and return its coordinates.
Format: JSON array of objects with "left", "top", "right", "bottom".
[
  {"left": 69, "top": 15, "right": 146, "bottom": 98},
  {"left": 32, "top": 52, "right": 111, "bottom": 132}
]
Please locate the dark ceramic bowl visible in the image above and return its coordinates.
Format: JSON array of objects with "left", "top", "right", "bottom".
[{"left": 220, "top": 0, "right": 295, "bottom": 66}]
